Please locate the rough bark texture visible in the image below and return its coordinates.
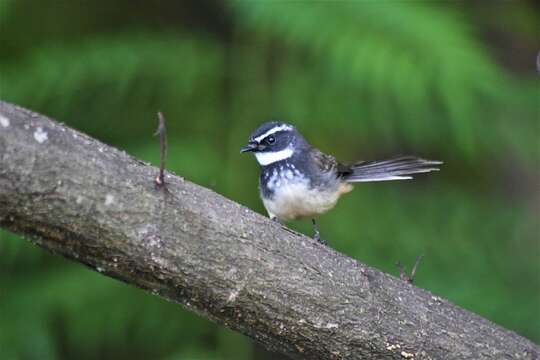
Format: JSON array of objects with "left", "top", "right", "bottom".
[{"left": 0, "top": 101, "right": 537, "bottom": 360}]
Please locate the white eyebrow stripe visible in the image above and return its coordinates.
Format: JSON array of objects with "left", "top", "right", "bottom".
[
  {"left": 254, "top": 148, "right": 294, "bottom": 166},
  {"left": 254, "top": 125, "right": 293, "bottom": 143}
]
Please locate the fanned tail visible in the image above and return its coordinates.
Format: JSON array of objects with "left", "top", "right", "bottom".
[{"left": 342, "top": 156, "right": 442, "bottom": 182}]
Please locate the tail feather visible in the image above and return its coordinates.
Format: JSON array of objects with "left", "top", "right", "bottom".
[{"left": 342, "top": 156, "right": 442, "bottom": 182}]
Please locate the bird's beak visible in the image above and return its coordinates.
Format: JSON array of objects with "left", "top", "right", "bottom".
[{"left": 240, "top": 141, "right": 259, "bottom": 153}]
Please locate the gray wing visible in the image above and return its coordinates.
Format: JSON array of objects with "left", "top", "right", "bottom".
[{"left": 310, "top": 149, "right": 351, "bottom": 179}]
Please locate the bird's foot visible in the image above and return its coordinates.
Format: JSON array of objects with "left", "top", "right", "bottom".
[
  {"left": 313, "top": 232, "right": 327, "bottom": 245},
  {"left": 311, "top": 219, "right": 327, "bottom": 245},
  {"left": 154, "top": 112, "right": 168, "bottom": 189}
]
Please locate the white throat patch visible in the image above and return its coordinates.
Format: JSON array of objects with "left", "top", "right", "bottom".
[{"left": 255, "top": 148, "right": 294, "bottom": 166}]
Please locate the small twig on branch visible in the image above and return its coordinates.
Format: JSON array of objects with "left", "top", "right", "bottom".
[
  {"left": 396, "top": 254, "right": 423, "bottom": 284},
  {"left": 154, "top": 111, "right": 167, "bottom": 188}
]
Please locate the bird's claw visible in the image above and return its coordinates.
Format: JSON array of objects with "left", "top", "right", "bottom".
[{"left": 313, "top": 230, "right": 327, "bottom": 245}]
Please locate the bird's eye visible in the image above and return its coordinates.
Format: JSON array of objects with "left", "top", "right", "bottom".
[{"left": 267, "top": 135, "right": 276, "bottom": 144}]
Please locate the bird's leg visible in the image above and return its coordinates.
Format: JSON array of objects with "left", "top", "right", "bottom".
[
  {"left": 311, "top": 219, "right": 326, "bottom": 245},
  {"left": 154, "top": 112, "right": 167, "bottom": 189}
]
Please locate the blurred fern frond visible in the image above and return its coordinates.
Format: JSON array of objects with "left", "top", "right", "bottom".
[
  {"left": 0, "top": 33, "right": 224, "bottom": 143},
  {"left": 230, "top": 1, "right": 537, "bottom": 159}
]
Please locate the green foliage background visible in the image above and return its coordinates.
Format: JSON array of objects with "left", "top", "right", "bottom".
[{"left": 0, "top": 1, "right": 538, "bottom": 358}]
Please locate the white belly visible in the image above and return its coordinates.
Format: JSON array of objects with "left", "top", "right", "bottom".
[{"left": 262, "top": 180, "right": 353, "bottom": 221}]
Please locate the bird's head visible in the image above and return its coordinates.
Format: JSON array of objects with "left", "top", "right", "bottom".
[{"left": 241, "top": 121, "right": 305, "bottom": 166}]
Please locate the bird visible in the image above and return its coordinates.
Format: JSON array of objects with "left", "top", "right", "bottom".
[{"left": 241, "top": 121, "right": 442, "bottom": 243}]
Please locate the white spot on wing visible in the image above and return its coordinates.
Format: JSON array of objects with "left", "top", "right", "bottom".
[
  {"left": 0, "top": 115, "right": 9, "bottom": 128},
  {"left": 33, "top": 127, "right": 48, "bottom": 143}
]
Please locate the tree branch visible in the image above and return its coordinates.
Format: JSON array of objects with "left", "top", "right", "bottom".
[{"left": 0, "top": 101, "right": 537, "bottom": 359}]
